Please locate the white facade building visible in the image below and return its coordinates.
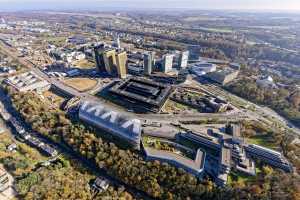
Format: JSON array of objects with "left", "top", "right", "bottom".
[
  {"left": 162, "top": 54, "right": 174, "bottom": 73},
  {"left": 4, "top": 71, "right": 50, "bottom": 92}
]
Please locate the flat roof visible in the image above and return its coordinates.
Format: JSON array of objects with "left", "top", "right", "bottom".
[
  {"left": 221, "top": 147, "right": 231, "bottom": 167},
  {"left": 109, "top": 77, "right": 172, "bottom": 108},
  {"left": 126, "top": 82, "right": 160, "bottom": 97},
  {"left": 144, "top": 147, "right": 205, "bottom": 174}
]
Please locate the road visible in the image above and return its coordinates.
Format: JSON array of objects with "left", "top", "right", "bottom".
[
  {"left": 0, "top": 87, "right": 153, "bottom": 200},
  {"left": 1, "top": 37, "right": 299, "bottom": 135}
]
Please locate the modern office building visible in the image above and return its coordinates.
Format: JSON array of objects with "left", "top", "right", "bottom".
[
  {"left": 4, "top": 71, "right": 50, "bottom": 92},
  {"left": 109, "top": 77, "right": 173, "bottom": 112},
  {"left": 94, "top": 46, "right": 106, "bottom": 73},
  {"left": 191, "top": 62, "right": 217, "bottom": 76},
  {"left": 217, "top": 147, "right": 231, "bottom": 186},
  {"left": 116, "top": 51, "right": 128, "bottom": 79},
  {"left": 79, "top": 100, "right": 142, "bottom": 150},
  {"left": 188, "top": 45, "right": 201, "bottom": 60},
  {"left": 245, "top": 144, "right": 292, "bottom": 172},
  {"left": 177, "top": 124, "right": 292, "bottom": 186},
  {"left": 144, "top": 147, "right": 205, "bottom": 176},
  {"left": 114, "top": 36, "right": 121, "bottom": 49},
  {"left": 204, "top": 68, "right": 239, "bottom": 85},
  {"left": 162, "top": 54, "right": 174, "bottom": 73},
  {"left": 179, "top": 51, "right": 189, "bottom": 69},
  {"left": 143, "top": 52, "right": 153, "bottom": 76},
  {"left": 103, "top": 49, "right": 117, "bottom": 75}
]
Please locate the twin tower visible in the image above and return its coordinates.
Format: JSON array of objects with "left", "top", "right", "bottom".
[{"left": 94, "top": 45, "right": 127, "bottom": 79}]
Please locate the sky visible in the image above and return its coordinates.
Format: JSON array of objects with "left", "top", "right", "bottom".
[{"left": 1, "top": 0, "right": 300, "bottom": 11}]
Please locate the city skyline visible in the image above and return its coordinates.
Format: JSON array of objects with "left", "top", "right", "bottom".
[{"left": 1, "top": 0, "right": 300, "bottom": 11}]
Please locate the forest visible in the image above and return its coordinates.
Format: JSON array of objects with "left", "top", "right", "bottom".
[
  {"left": 227, "top": 77, "right": 300, "bottom": 128},
  {"left": 6, "top": 86, "right": 300, "bottom": 200}
]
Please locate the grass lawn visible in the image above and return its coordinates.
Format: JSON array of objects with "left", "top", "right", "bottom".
[
  {"left": 247, "top": 134, "right": 277, "bottom": 149},
  {"left": 228, "top": 170, "right": 255, "bottom": 186}
]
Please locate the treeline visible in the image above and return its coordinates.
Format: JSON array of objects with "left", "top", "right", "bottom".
[
  {"left": 16, "top": 156, "right": 134, "bottom": 200},
  {"left": 103, "top": 27, "right": 300, "bottom": 66},
  {"left": 7, "top": 87, "right": 300, "bottom": 200},
  {"left": 227, "top": 78, "right": 300, "bottom": 128}
]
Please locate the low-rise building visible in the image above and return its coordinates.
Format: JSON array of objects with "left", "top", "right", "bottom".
[
  {"left": 177, "top": 123, "right": 292, "bottom": 186},
  {"left": 79, "top": 100, "right": 142, "bottom": 150},
  {"left": 191, "top": 62, "right": 217, "bottom": 76},
  {"left": 92, "top": 177, "right": 109, "bottom": 193},
  {"left": 4, "top": 71, "right": 50, "bottom": 92},
  {"left": 204, "top": 68, "right": 239, "bottom": 85},
  {"left": 256, "top": 76, "right": 277, "bottom": 89},
  {"left": 144, "top": 147, "right": 205, "bottom": 177},
  {"left": 245, "top": 144, "right": 292, "bottom": 172},
  {"left": 0, "top": 168, "right": 9, "bottom": 192}
]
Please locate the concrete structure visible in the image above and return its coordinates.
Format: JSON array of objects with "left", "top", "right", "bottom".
[
  {"left": 170, "top": 90, "right": 231, "bottom": 113},
  {"left": 144, "top": 147, "right": 205, "bottom": 176},
  {"left": 4, "top": 71, "right": 50, "bottom": 92},
  {"left": 188, "top": 45, "right": 201, "bottom": 60},
  {"left": 79, "top": 100, "right": 142, "bottom": 150},
  {"left": 116, "top": 51, "right": 128, "bottom": 79},
  {"left": 205, "top": 68, "right": 239, "bottom": 85},
  {"left": 256, "top": 76, "right": 277, "bottom": 89},
  {"left": 162, "top": 54, "right": 174, "bottom": 73},
  {"left": 109, "top": 77, "right": 173, "bottom": 112},
  {"left": 191, "top": 62, "right": 217, "bottom": 76},
  {"left": 177, "top": 123, "right": 292, "bottom": 186},
  {"left": 217, "top": 147, "right": 231, "bottom": 186},
  {"left": 178, "top": 51, "right": 189, "bottom": 69},
  {"left": 143, "top": 52, "right": 153, "bottom": 76},
  {"left": 95, "top": 45, "right": 127, "bottom": 78},
  {"left": 94, "top": 46, "right": 107, "bottom": 73},
  {"left": 245, "top": 144, "right": 292, "bottom": 172},
  {"left": 127, "top": 65, "right": 144, "bottom": 76},
  {"left": 103, "top": 49, "right": 117, "bottom": 75},
  {"left": 113, "top": 36, "right": 121, "bottom": 49}
]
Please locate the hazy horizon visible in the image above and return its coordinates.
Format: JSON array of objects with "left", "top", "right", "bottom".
[{"left": 1, "top": 0, "right": 300, "bottom": 12}]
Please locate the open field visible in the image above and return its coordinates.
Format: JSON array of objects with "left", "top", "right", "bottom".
[
  {"left": 63, "top": 78, "right": 97, "bottom": 92},
  {"left": 247, "top": 134, "right": 277, "bottom": 149},
  {"left": 162, "top": 100, "right": 197, "bottom": 114},
  {"left": 73, "top": 59, "right": 95, "bottom": 69}
]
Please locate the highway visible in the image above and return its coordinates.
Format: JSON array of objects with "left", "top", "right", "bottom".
[
  {"left": 0, "top": 40, "right": 155, "bottom": 200},
  {"left": 1, "top": 39, "right": 299, "bottom": 136}
]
